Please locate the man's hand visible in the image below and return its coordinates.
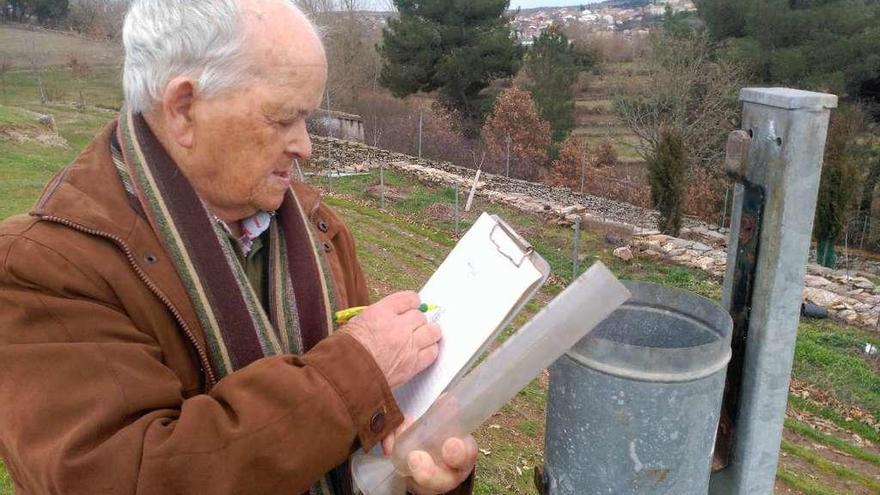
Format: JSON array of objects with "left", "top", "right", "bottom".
[
  {"left": 382, "top": 420, "right": 478, "bottom": 495},
  {"left": 406, "top": 437, "right": 478, "bottom": 495},
  {"left": 343, "top": 291, "right": 442, "bottom": 390}
]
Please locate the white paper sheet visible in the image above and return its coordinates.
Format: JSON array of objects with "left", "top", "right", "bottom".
[{"left": 393, "top": 213, "right": 543, "bottom": 420}]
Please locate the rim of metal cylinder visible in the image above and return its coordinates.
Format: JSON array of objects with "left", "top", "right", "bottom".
[{"left": 565, "top": 282, "right": 733, "bottom": 383}]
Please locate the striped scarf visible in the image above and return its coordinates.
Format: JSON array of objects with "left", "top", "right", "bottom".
[{"left": 113, "top": 109, "right": 347, "bottom": 495}]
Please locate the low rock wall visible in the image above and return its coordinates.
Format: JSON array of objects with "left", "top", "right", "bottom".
[{"left": 313, "top": 136, "right": 880, "bottom": 330}]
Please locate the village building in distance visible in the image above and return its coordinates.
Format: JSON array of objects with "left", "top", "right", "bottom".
[{"left": 510, "top": 0, "right": 696, "bottom": 45}]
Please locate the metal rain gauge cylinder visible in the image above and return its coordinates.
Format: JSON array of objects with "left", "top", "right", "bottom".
[{"left": 543, "top": 282, "right": 733, "bottom": 494}]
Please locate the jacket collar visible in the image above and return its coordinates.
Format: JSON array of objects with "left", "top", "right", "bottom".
[
  {"left": 29, "top": 118, "right": 330, "bottom": 390},
  {"left": 31, "top": 121, "right": 139, "bottom": 239}
]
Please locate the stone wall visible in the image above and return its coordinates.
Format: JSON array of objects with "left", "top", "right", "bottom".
[
  {"left": 312, "top": 136, "right": 880, "bottom": 331},
  {"left": 312, "top": 136, "right": 673, "bottom": 231},
  {"left": 633, "top": 234, "right": 880, "bottom": 328}
]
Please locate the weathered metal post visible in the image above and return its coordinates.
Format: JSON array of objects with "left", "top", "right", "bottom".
[{"left": 709, "top": 88, "right": 837, "bottom": 495}]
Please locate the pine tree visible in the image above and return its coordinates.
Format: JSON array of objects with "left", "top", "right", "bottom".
[
  {"left": 378, "top": 0, "right": 523, "bottom": 135},
  {"left": 814, "top": 106, "right": 868, "bottom": 267},
  {"left": 696, "top": 0, "right": 880, "bottom": 115},
  {"left": 32, "top": 0, "right": 68, "bottom": 24},
  {"left": 648, "top": 127, "right": 687, "bottom": 236},
  {"left": 523, "top": 25, "right": 594, "bottom": 144}
]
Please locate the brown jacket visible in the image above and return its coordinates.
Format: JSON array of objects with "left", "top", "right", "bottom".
[{"left": 0, "top": 123, "right": 405, "bottom": 494}]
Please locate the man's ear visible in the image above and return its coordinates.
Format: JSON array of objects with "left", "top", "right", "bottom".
[{"left": 160, "top": 76, "right": 197, "bottom": 148}]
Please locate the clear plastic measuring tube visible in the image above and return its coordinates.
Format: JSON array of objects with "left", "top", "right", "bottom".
[{"left": 352, "top": 261, "right": 631, "bottom": 495}]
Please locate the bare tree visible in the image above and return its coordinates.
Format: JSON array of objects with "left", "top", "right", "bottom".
[
  {"left": 293, "top": 0, "right": 335, "bottom": 24},
  {"left": 565, "top": 28, "right": 650, "bottom": 64},
  {"left": 613, "top": 32, "right": 744, "bottom": 172},
  {"left": 305, "top": 0, "right": 384, "bottom": 110},
  {"left": 67, "top": 0, "right": 128, "bottom": 39}
]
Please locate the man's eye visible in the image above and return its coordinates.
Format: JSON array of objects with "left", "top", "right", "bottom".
[{"left": 276, "top": 119, "right": 295, "bottom": 127}]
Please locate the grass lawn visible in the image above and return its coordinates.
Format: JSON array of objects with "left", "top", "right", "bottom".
[{"left": 0, "top": 460, "right": 10, "bottom": 495}]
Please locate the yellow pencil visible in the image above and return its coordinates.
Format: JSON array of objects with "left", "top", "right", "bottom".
[{"left": 334, "top": 303, "right": 438, "bottom": 325}]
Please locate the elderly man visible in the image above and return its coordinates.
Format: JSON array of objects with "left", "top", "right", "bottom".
[{"left": 0, "top": 1, "right": 477, "bottom": 494}]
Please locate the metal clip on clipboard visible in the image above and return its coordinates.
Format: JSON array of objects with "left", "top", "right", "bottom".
[
  {"left": 455, "top": 214, "right": 549, "bottom": 385},
  {"left": 489, "top": 215, "right": 536, "bottom": 268}
]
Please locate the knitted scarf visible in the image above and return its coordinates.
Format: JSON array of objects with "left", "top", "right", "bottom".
[{"left": 114, "top": 109, "right": 347, "bottom": 495}]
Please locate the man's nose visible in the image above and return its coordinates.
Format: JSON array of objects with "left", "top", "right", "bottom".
[{"left": 285, "top": 122, "right": 312, "bottom": 161}]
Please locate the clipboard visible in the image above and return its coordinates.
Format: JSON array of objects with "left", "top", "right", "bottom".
[
  {"left": 392, "top": 212, "right": 551, "bottom": 421},
  {"left": 452, "top": 214, "right": 550, "bottom": 384}
]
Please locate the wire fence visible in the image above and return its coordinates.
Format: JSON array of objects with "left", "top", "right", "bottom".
[{"left": 309, "top": 109, "right": 738, "bottom": 228}]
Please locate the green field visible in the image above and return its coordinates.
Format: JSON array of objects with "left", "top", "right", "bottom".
[{"left": 2, "top": 28, "right": 879, "bottom": 495}]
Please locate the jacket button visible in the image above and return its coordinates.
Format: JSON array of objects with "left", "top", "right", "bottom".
[
  {"left": 370, "top": 411, "right": 386, "bottom": 433},
  {"left": 317, "top": 219, "right": 329, "bottom": 232},
  {"left": 144, "top": 253, "right": 159, "bottom": 265},
  {"left": 322, "top": 241, "right": 332, "bottom": 252}
]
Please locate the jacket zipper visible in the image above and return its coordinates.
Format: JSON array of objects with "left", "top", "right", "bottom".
[{"left": 37, "top": 215, "right": 218, "bottom": 389}]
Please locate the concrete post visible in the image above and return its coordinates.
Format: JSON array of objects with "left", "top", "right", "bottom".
[
  {"left": 709, "top": 88, "right": 836, "bottom": 495},
  {"left": 418, "top": 110, "right": 423, "bottom": 159}
]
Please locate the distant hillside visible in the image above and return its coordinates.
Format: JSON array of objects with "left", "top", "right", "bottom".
[{"left": 0, "top": 24, "right": 121, "bottom": 68}]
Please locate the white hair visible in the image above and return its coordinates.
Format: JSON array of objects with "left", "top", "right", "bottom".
[{"left": 122, "top": 0, "right": 314, "bottom": 113}]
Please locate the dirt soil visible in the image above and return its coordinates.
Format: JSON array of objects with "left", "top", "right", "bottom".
[{"left": 0, "top": 125, "right": 68, "bottom": 148}]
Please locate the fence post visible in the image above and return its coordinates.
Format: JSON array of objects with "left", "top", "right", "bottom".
[
  {"left": 454, "top": 185, "right": 460, "bottom": 238},
  {"left": 572, "top": 217, "right": 581, "bottom": 279},
  {"left": 709, "top": 88, "right": 837, "bottom": 495},
  {"left": 418, "top": 110, "right": 423, "bottom": 159},
  {"left": 380, "top": 162, "right": 385, "bottom": 210},
  {"left": 325, "top": 89, "right": 332, "bottom": 173},
  {"left": 580, "top": 154, "right": 587, "bottom": 194},
  {"left": 506, "top": 133, "right": 511, "bottom": 178},
  {"left": 845, "top": 221, "right": 850, "bottom": 277},
  {"left": 721, "top": 185, "right": 732, "bottom": 229},
  {"left": 294, "top": 158, "right": 306, "bottom": 183}
]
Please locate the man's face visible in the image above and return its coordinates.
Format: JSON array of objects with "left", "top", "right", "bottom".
[{"left": 181, "top": 4, "right": 327, "bottom": 222}]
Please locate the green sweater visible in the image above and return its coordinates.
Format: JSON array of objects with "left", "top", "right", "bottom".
[{"left": 230, "top": 231, "right": 270, "bottom": 311}]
